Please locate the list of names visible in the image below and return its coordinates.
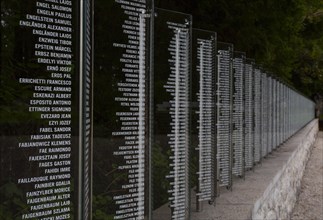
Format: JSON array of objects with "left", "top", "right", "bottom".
[
  {"left": 273, "top": 80, "right": 277, "bottom": 149},
  {"left": 217, "top": 47, "right": 232, "bottom": 187},
  {"left": 17, "top": 0, "right": 73, "bottom": 219},
  {"left": 195, "top": 38, "right": 215, "bottom": 202},
  {"left": 261, "top": 73, "right": 268, "bottom": 157},
  {"left": 253, "top": 68, "right": 262, "bottom": 163},
  {"left": 112, "top": 0, "right": 148, "bottom": 219},
  {"left": 244, "top": 62, "right": 254, "bottom": 169},
  {"left": 232, "top": 56, "right": 244, "bottom": 176},
  {"left": 164, "top": 21, "right": 190, "bottom": 220},
  {"left": 268, "top": 77, "right": 273, "bottom": 153}
]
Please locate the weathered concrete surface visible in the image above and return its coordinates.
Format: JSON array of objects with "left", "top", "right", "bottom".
[
  {"left": 191, "top": 119, "right": 318, "bottom": 220},
  {"left": 291, "top": 132, "right": 323, "bottom": 220}
]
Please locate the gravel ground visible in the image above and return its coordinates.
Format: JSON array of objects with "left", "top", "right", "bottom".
[{"left": 291, "top": 132, "right": 323, "bottom": 220}]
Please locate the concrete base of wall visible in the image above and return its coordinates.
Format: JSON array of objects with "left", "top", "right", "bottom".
[
  {"left": 189, "top": 119, "right": 319, "bottom": 220},
  {"left": 252, "top": 119, "right": 319, "bottom": 220}
]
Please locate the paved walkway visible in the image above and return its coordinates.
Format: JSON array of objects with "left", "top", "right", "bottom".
[
  {"left": 291, "top": 132, "right": 323, "bottom": 220},
  {"left": 191, "top": 121, "right": 317, "bottom": 220}
]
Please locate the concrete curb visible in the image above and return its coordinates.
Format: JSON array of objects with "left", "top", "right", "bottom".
[{"left": 251, "top": 120, "right": 319, "bottom": 220}]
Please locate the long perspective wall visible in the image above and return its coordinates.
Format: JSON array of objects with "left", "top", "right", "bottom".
[{"left": 0, "top": 0, "right": 316, "bottom": 220}]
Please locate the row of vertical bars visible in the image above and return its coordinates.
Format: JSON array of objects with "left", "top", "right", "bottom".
[{"left": 221, "top": 56, "right": 316, "bottom": 191}]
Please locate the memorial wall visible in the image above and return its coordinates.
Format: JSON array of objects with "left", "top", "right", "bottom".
[
  {"left": 232, "top": 52, "right": 245, "bottom": 177},
  {"left": 244, "top": 59, "right": 254, "bottom": 170},
  {"left": 272, "top": 79, "right": 277, "bottom": 150},
  {"left": 278, "top": 83, "right": 283, "bottom": 145},
  {"left": 0, "top": 1, "right": 317, "bottom": 220},
  {"left": 0, "top": 0, "right": 93, "bottom": 219},
  {"left": 80, "top": 0, "right": 93, "bottom": 218},
  {"left": 268, "top": 77, "right": 273, "bottom": 153},
  {"left": 276, "top": 82, "right": 281, "bottom": 147},
  {"left": 191, "top": 29, "right": 217, "bottom": 210},
  {"left": 261, "top": 72, "right": 268, "bottom": 157},
  {"left": 152, "top": 8, "right": 192, "bottom": 220},
  {"left": 216, "top": 42, "right": 233, "bottom": 189},
  {"left": 93, "top": 0, "right": 151, "bottom": 219},
  {"left": 253, "top": 67, "right": 262, "bottom": 164},
  {"left": 278, "top": 82, "right": 281, "bottom": 147}
]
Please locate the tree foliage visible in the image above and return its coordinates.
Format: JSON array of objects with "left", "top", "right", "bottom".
[{"left": 156, "top": 0, "right": 323, "bottom": 98}]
